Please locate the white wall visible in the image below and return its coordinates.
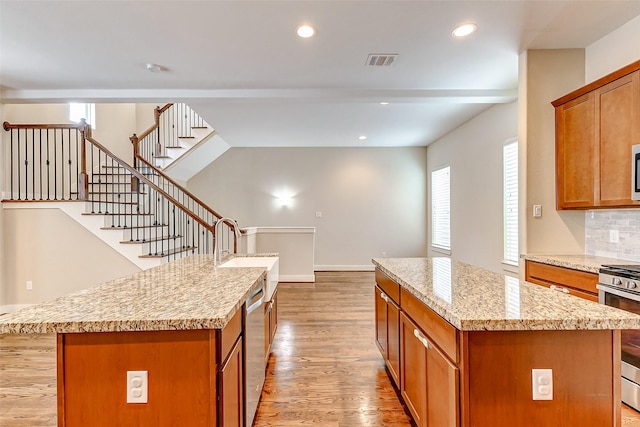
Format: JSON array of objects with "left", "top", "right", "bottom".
[
  {"left": 520, "top": 49, "right": 587, "bottom": 257},
  {"left": 586, "top": 14, "right": 640, "bottom": 83},
  {"left": 0, "top": 103, "right": 5, "bottom": 307},
  {"left": 426, "top": 102, "right": 517, "bottom": 274},
  {"left": 187, "top": 147, "right": 428, "bottom": 269}
]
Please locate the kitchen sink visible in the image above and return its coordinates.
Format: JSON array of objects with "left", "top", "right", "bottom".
[{"left": 219, "top": 256, "right": 279, "bottom": 301}]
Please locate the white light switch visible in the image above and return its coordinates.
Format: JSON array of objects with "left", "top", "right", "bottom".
[
  {"left": 532, "top": 369, "right": 553, "bottom": 400},
  {"left": 315, "top": 211, "right": 322, "bottom": 218},
  {"left": 533, "top": 205, "right": 542, "bottom": 218},
  {"left": 127, "top": 370, "right": 148, "bottom": 404},
  {"left": 609, "top": 230, "right": 619, "bottom": 243}
]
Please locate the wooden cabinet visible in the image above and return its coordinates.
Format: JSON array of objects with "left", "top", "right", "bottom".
[
  {"left": 553, "top": 60, "right": 640, "bottom": 209},
  {"left": 375, "top": 270, "right": 401, "bottom": 387},
  {"left": 264, "top": 288, "right": 278, "bottom": 362},
  {"left": 525, "top": 260, "right": 599, "bottom": 302},
  {"left": 220, "top": 336, "right": 244, "bottom": 427}
]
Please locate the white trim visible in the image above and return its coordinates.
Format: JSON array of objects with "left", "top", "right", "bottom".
[
  {"left": 0, "top": 304, "right": 33, "bottom": 314},
  {"left": 501, "top": 259, "right": 519, "bottom": 274},
  {"left": 431, "top": 246, "right": 452, "bottom": 256},
  {"left": 279, "top": 274, "right": 315, "bottom": 282},
  {"left": 314, "top": 265, "right": 375, "bottom": 272},
  {"left": 242, "top": 226, "right": 316, "bottom": 235}
]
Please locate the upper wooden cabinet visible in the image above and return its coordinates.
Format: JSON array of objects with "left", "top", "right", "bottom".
[{"left": 553, "top": 60, "right": 640, "bottom": 209}]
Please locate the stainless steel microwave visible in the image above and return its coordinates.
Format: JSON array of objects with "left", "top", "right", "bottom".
[{"left": 633, "top": 144, "right": 640, "bottom": 201}]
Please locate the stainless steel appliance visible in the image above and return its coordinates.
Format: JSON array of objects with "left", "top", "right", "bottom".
[
  {"left": 598, "top": 265, "right": 640, "bottom": 411},
  {"left": 245, "top": 281, "right": 266, "bottom": 426},
  {"left": 632, "top": 144, "right": 640, "bottom": 201}
]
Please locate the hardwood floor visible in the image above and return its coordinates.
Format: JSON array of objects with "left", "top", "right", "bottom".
[{"left": 1, "top": 271, "right": 639, "bottom": 426}]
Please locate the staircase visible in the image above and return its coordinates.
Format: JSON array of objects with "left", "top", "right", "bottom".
[{"left": 2, "top": 109, "right": 239, "bottom": 270}]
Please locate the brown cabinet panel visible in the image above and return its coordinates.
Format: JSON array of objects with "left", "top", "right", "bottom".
[
  {"left": 401, "top": 287, "right": 459, "bottom": 363},
  {"left": 376, "top": 269, "right": 400, "bottom": 304},
  {"left": 556, "top": 93, "right": 596, "bottom": 208},
  {"left": 426, "top": 338, "right": 460, "bottom": 427},
  {"left": 375, "top": 286, "right": 388, "bottom": 358},
  {"left": 598, "top": 71, "right": 640, "bottom": 206},
  {"left": 400, "top": 312, "right": 427, "bottom": 427},
  {"left": 525, "top": 260, "right": 598, "bottom": 301},
  {"left": 554, "top": 62, "right": 640, "bottom": 209},
  {"left": 219, "top": 336, "right": 244, "bottom": 427},
  {"left": 375, "top": 285, "right": 401, "bottom": 388}
]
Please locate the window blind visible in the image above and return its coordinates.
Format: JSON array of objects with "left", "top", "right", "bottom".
[
  {"left": 503, "top": 140, "right": 518, "bottom": 263},
  {"left": 431, "top": 166, "right": 450, "bottom": 250},
  {"left": 69, "top": 103, "right": 96, "bottom": 129}
]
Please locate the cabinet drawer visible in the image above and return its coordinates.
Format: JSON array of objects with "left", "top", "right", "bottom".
[
  {"left": 401, "top": 287, "right": 459, "bottom": 363},
  {"left": 525, "top": 261, "right": 598, "bottom": 295},
  {"left": 220, "top": 308, "right": 243, "bottom": 361},
  {"left": 376, "top": 269, "right": 401, "bottom": 305}
]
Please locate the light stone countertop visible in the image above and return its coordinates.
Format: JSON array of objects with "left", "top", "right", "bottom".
[
  {"left": 520, "top": 253, "right": 640, "bottom": 273},
  {"left": 0, "top": 254, "right": 267, "bottom": 334},
  {"left": 373, "top": 257, "right": 640, "bottom": 331}
]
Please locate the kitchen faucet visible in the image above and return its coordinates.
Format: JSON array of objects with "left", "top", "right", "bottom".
[{"left": 213, "top": 217, "right": 241, "bottom": 265}]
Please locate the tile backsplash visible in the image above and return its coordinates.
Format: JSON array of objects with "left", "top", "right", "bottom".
[{"left": 585, "top": 209, "right": 640, "bottom": 262}]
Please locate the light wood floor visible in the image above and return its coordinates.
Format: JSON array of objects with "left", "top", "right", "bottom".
[{"left": 1, "top": 271, "right": 639, "bottom": 426}]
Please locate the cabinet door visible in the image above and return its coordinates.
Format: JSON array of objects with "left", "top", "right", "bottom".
[
  {"left": 271, "top": 290, "right": 278, "bottom": 343},
  {"left": 556, "top": 92, "right": 596, "bottom": 209},
  {"left": 264, "top": 303, "right": 271, "bottom": 363},
  {"left": 400, "top": 312, "right": 427, "bottom": 427},
  {"left": 387, "top": 298, "right": 401, "bottom": 388},
  {"left": 426, "top": 340, "right": 460, "bottom": 427},
  {"left": 598, "top": 71, "right": 640, "bottom": 206},
  {"left": 375, "top": 286, "right": 388, "bottom": 358},
  {"left": 220, "top": 337, "right": 244, "bottom": 427}
]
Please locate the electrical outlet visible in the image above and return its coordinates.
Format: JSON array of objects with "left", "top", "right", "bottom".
[
  {"left": 382, "top": 251, "right": 387, "bottom": 258},
  {"left": 609, "top": 230, "right": 619, "bottom": 243},
  {"left": 127, "top": 370, "right": 148, "bottom": 404},
  {"left": 532, "top": 369, "right": 553, "bottom": 400},
  {"left": 315, "top": 211, "right": 322, "bottom": 218},
  {"left": 26, "top": 281, "right": 33, "bottom": 291}
]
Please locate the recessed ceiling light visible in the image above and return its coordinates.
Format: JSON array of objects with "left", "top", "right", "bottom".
[
  {"left": 146, "top": 63, "right": 162, "bottom": 73},
  {"left": 358, "top": 135, "right": 367, "bottom": 141},
  {"left": 452, "top": 23, "right": 477, "bottom": 38},
  {"left": 296, "top": 24, "right": 316, "bottom": 38},
  {"left": 380, "top": 102, "right": 389, "bottom": 105}
]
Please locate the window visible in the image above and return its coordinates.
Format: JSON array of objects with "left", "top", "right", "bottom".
[
  {"left": 69, "top": 103, "right": 95, "bottom": 129},
  {"left": 431, "top": 165, "right": 450, "bottom": 252},
  {"left": 503, "top": 139, "right": 518, "bottom": 265}
]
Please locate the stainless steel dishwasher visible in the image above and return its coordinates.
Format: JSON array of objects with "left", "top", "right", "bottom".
[{"left": 245, "top": 280, "right": 266, "bottom": 426}]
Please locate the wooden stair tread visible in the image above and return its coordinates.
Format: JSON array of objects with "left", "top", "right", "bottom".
[
  {"left": 178, "top": 136, "right": 196, "bottom": 139},
  {"left": 152, "top": 155, "right": 171, "bottom": 159},
  {"left": 192, "top": 126, "right": 208, "bottom": 129},
  {"left": 165, "top": 146, "right": 183, "bottom": 149},
  {"left": 86, "top": 200, "right": 138, "bottom": 205},
  {"left": 100, "top": 224, "right": 168, "bottom": 231},
  {"left": 120, "top": 235, "right": 182, "bottom": 244},
  {"left": 139, "top": 246, "right": 196, "bottom": 258},
  {"left": 82, "top": 212, "right": 152, "bottom": 217}
]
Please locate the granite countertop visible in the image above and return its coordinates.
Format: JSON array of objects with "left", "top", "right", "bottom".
[
  {"left": 373, "top": 257, "right": 640, "bottom": 332},
  {"left": 521, "top": 253, "right": 640, "bottom": 273},
  {"left": 0, "top": 254, "right": 267, "bottom": 334}
]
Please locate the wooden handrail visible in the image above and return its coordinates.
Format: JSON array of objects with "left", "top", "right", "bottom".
[
  {"left": 83, "top": 127, "right": 215, "bottom": 233},
  {"left": 136, "top": 104, "right": 172, "bottom": 142},
  {"left": 3, "top": 121, "right": 85, "bottom": 131}
]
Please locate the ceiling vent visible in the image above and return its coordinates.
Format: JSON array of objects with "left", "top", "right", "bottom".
[{"left": 366, "top": 54, "right": 398, "bottom": 67}]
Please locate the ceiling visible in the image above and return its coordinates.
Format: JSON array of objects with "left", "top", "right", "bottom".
[{"left": 2, "top": 0, "right": 640, "bottom": 147}]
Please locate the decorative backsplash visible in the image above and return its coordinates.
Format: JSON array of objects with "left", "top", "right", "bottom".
[{"left": 585, "top": 209, "right": 640, "bottom": 262}]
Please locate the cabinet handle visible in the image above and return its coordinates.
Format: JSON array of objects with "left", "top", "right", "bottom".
[
  {"left": 550, "top": 285, "right": 570, "bottom": 294},
  {"left": 413, "top": 328, "right": 429, "bottom": 349},
  {"left": 380, "top": 292, "right": 389, "bottom": 302}
]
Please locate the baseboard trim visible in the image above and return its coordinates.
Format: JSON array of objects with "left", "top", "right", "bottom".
[
  {"left": 0, "top": 304, "right": 33, "bottom": 314},
  {"left": 314, "top": 265, "right": 375, "bottom": 272},
  {"left": 279, "top": 274, "right": 316, "bottom": 283}
]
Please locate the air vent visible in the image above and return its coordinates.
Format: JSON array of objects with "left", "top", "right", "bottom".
[{"left": 366, "top": 54, "right": 398, "bottom": 67}]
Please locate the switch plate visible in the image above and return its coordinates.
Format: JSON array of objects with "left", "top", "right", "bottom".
[
  {"left": 127, "top": 370, "right": 148, "bottom": 404},
  {"left": 26, "top": 281, "right": 33, "bottom": 291},
  {"left": 315, "top": 211, "right": 322, "bottom": 218},
  {"left": 609, "top": 229, "right": 619, "bottom": 243},
  {"left": 533, "top": 205, "right": 542, "bottom": 218},
  {"left": 532, "top": 369, "right": 553, "bottom": 400}
]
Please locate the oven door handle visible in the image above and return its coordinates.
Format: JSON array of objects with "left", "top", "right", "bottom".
[{"left": 597, "top": 284, "right": 640, "bottom": 302}]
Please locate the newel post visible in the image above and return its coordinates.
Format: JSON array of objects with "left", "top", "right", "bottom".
[
  {"left": 78, "top": 119, "right": 89, "bottom": 200},
  {"left": 154, "top": 106, "right": 162, "bottom": 157},
  {"left": 130, "top": 133, "right": 140, "bottom": 193}
]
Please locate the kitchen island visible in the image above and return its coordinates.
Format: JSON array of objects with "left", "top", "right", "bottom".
[
  {"left": 373, "top": 257, "right": 640, "bottom": 427},
  {"left": 0, "top": 254, "right": 267, "bottom": 427}
]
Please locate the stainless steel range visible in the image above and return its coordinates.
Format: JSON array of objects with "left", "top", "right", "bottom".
[{"left": 598, "top": 265, "right": 640, "bottom": 412}]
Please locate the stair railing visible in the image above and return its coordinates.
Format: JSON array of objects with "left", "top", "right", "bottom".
[{"left": 3, "top": 120, "right": 238, "bottom": 261}]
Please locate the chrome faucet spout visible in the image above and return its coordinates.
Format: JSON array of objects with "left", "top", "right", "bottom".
[{"left": 213, "top": 217, "right": 241, "bottom": 265}]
